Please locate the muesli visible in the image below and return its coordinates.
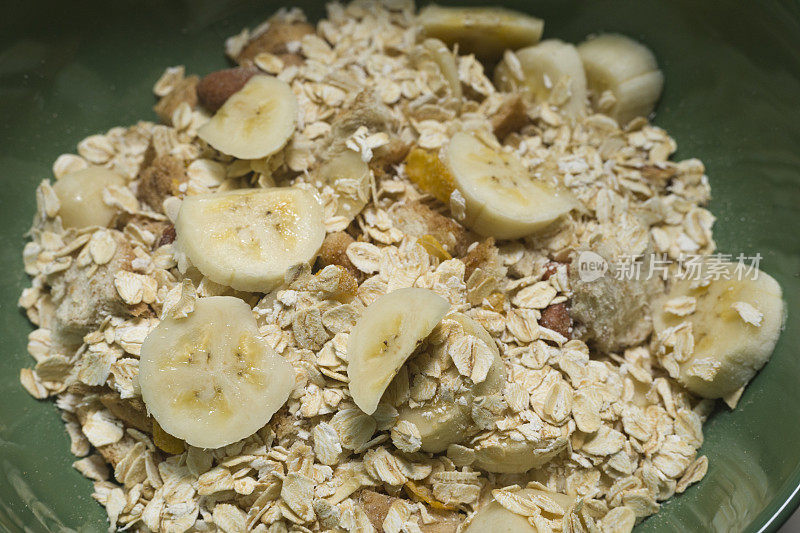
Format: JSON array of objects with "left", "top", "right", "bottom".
[{"left": 19, "top": 2, "right": 784, "bottom": 532}]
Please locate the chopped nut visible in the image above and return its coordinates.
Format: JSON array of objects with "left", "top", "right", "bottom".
[{"left": 539, "top": 303, "right": 572, "bottom": 339}]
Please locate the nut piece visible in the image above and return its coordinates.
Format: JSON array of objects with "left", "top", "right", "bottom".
[
  {"left": 539, "top": 302, "right": 572, "bottom": 338},
  {"left": 197, "top": 67, "right": 258, "bottom": 112},
  {"left": 153, "top": 76, "right": 199, "bottom": 124},
  {"left": 389, "top": 201, "right": 469, "bottom": 256},
  {"left": 137, "top": 155, "right": 187, "bottom": 213},
  {"left": 316, "top": 231, "right": 360, "bottom": 279},
  {"left": 491, "top": 94, "right": 528, "bottom": 139},
  {"left": 236, "top": 21, "right": 315, "bottom": 66}
]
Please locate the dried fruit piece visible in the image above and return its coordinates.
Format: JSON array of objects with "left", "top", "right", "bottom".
[
  {"left": 404, "top": 147, "right": 456, "bottom": 204},
  {"left": 152, "top": 419, "right": 185, "bottom": 455},
  {"left": 418, "top": 234, "right": 452, "bottom": 261}
]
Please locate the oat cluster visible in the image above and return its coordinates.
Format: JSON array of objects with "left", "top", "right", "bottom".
[{"left": 19, "top": 2, "right": 719, "bottom": 532}]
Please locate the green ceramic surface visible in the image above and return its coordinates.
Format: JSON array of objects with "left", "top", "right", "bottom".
[{"left": 1, "top": 1, "right": 799, "bottom": 531}]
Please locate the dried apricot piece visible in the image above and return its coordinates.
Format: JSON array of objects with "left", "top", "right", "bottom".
[
  {"left": 152, "top": 419, "right": 185, "bottom": 455},
  {"left": 404, "top": 147, "right": 456, "bottom": 204},
  {"left": 418, "top": 234, "right": 452, "bottom": 261}
]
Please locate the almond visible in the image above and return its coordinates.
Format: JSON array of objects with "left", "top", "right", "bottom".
[
  {"left": 539, "top": 302, "right": 572, "bottom": 338},
  {"left": 197, "top": 67, "right": 258, "bottom": 113}
]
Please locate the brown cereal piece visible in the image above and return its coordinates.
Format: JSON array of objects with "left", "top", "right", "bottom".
[
  {"left": 158, "top": 224, "right": 176, "bottom": 247},
  {"left": 153, "top": 75, "right": 199, "bottom": 124},
  {"left": 370, "top": 137, "right": 411, "bottom": 180},
  {"left": 137, "top": 155, "right": 187, "bottom": 213},
  {"left": 49, "top": 231, "right": 133, "bottom": 346},
  {"left": 316, "top": 231, "right": 360, "bottom": 279},
  {"left": 462, "top": 238, "right": 502, "bottom": 280},
  {"left": 197, "top": 67, "right": 258, "bottom": 113},
  {"left": 99, "top": 393, "right": 151, "bottom": 433},
  {"left": 491, "top": 94, "right": 528, "bottom": 139},
  {"left": 357, "top": 490, "right": 395, "bottom": 532},
  {"left": 389, "top": 201, "right": 470, "bottom": 256},
  {"left": 236, "top": 21, "right": 315, "bottom": 66},
  {"left": 539, "top": 302, "right": 572, "bottom": 338}
]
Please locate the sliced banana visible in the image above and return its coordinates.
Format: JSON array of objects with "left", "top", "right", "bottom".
[
  {"left": 495, "top": 40, "right": 588, "bottom": 119},
  {"left": 197, "top": 75, "right": 298, "bottom": 160},
  {"left": 418, "top": 5, "right": 544, "bottom": 64},
  {"left": 464, "top": 488, "right": 574, "bottom": 533},
  {"left": 445, "top": 132, "right": 577, "bottom": 240},
  {"left": 139, "top": 296, "right": 294, "bottom": 449},
  {"left": 315, "top": 149, "right": 371, "bottom": 222},
  {"left": 653, "top": 264, "right": 784, "bottom": 398},
  {"left": 397, "top": 314, "right": 505, "bottom": 453},
  {"left": 174, "top": 188, "right": 325, "bottom": 292},
  {"left": 347, "top": 288, "right": 450, "bottom": 415},
  {"left": 472, "top": 435, "right": 568, "bottom": 473},
  {"left": 577, "top": 34, "right": 664, "bottom": 124},
  {"left": 52, "top": 166, "right": 126, "bottom": 229}
]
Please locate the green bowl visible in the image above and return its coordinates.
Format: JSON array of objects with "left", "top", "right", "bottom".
[{"left": 1, "top": 1, "right": 799, "bottom": 531}]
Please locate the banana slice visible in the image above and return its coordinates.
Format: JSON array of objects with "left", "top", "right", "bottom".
[
  {"left": 174, "top": 187, "right": 325, "bottom": 292},
  {"left": 577, "top": 34, "right": 664, "bottom": 124},
  {"left": 473, "top": 435, "right": 568, "bottom": 473},
  {"left": 464, "top": 488, "right": 573, "bottom": 533},
  {"left": 197, "top": 75, "right": 298, "bottom": 160},
  {"left": 445, "top": 132, "right": 577, "bottom": 240},
  {"left": 315, "top": 149, "right": 371, "bottom": 222},
  {"left": 139, "top": 296, "right": 294, "bottom": 449},
  {"left": 347, "top": 288, "right": 450, "bottom": 415},
  {"left": 495, "top": 40, "right": 588, "bottom": 119},
  {"left": 653, "top": 264, "right": 784, "bottom": 398},
  {"left": 52, "top": 166, "right": 126, "bottom": 229},
  {"left": 397, "top": 314, "right": 505, "bottom": 453},
  {"left": 418, "top": 5, "right": 544, "bottom": 64}
]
